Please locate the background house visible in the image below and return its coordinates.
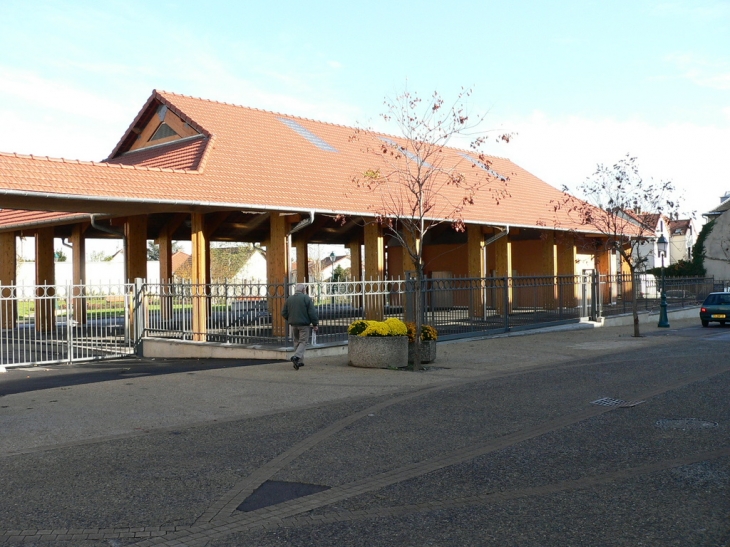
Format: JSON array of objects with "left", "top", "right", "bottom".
[
  {"left": 701, "top": 192, "right": 730, "bottom": 280},
  {"left": 668, "top": 217, "right": 698, "bottom": 264}
]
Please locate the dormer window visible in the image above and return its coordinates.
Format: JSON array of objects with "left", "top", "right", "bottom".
[{"left": 150, "top": 123, "right": 179, "bottom": 141}]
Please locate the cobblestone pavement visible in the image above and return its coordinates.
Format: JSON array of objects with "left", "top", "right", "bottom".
[{"left": 1, "top": 318, "right": 729, "bottom": 546}]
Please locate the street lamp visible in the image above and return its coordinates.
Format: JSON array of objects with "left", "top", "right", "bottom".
[
  {"left": 329, "top": 252, "right": 336, "bottom": 304},
  {"left": 657, "top": 234, "right": 670, "bottom": 328}
]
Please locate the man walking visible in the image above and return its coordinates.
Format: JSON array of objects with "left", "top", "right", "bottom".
[{"left": 282, "top": 283, "right": 319, "bottom": 370}]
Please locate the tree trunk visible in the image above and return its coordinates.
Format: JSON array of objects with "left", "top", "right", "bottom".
[
  {"left": 412, "top": 268, "right": 423, "bottom": 371},
  {"left": 631, "top": 269, "right": 641, "bottom": 337}
]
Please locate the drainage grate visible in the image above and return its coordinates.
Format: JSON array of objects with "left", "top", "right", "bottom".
[
  {"left": 656, "top": 418, "right": 719, "bottom": 430},
  {"left": 591, "top": 397, "right": 645, "bottom": 408},
  {"left": 237, "top": 480, "right": 330, "bottom": 512}
]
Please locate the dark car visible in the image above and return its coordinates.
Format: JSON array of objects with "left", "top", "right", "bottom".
[{"left": 699, "top": 292, "right": 730, "bottom": 327}]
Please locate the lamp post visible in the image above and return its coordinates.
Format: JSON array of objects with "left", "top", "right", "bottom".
[
  {"left": 657, "top": 234, "right": 670, "bottom": 328},
  {"left": 329, "top": 252, "right": 336, "bottom": 304}
]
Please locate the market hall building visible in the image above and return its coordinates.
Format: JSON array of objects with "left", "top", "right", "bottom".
[{"left": 0, "top": 90, "right": 614, "bottom": 342}]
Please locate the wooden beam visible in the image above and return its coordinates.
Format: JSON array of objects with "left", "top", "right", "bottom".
[
  {"left": 494, "top": 234, "right": 512, "bottom": 315},
  {"left": 204, "top": 211, "right": 232, "bottom": 239},
  {"left": 294, "top": 238, "right": 309, "bottom": 283},
  {"left": 35, "top": 227, "right": 56, "bottom": 332},
  {"left": 191, "top": 213, "right": 209, "bottom": 341},
  {"left": 467, "top": 224, "right": 485, "bottom": 317},
  {"left": 268, "top": 214, "right": 289, "bottom": 337},
  {"left": 0, "top": 232, "right": 17, "bottom": 329},
  {"left": 364, "top": 222, "right": 384, "bottom": 320},
  {"left": 70, "top": 223, "right": 87, "bottom": 325},
  {"left": 125, "top": 215, "right": 148, "bottom": 282}
]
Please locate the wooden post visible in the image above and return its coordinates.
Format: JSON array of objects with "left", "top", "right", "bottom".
[
  {"left": 70, "top": 223, "right": 87, "bottom": 325},
  {"left": 0, "top": 232, "right": 17, "bottom": 329},
  {"left": 467, "top": 224, "right": 485, "bottom": 318},
  {"left": 35, "top": 227, "right": 56, "bottom": 332},
  {"left": 294, "top": 238, "right": 309, "bottom": 283},
  {"left": 267, "top": 213, "right": 289, "bottom": 337},
  {"left": 364, "top": 222, "right": 384, "bottom": 320},
  {"left": 347, "top": 239, "right": 362, "bottom": 309},
  {"left": 157, "top": 229, "right": 173, "bottom": 323},
  {"left": 541, "top": 230, "right": 557, "bottom": 309},
  {"left": 556, "top": 233, "right": 576, "bottom": 308},
  {"left": 125, "top": 215, "right": 148, "bottom": 282},
  {"left": 191, "top": 213, "right": 209, "bottom": 341},
  {"left": 494, "top": 233, "right": 512, "bottom": 315}
]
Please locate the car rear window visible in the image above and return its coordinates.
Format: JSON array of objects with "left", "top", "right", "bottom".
[{"left": 704, "top": 294, "right": 730, "bottom": 305}]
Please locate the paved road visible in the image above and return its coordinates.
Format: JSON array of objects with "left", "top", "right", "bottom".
[{"left": 0, "top": 318, "right": 728, "bottom": 546}]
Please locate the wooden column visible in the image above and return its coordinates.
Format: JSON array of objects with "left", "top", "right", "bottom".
[
  {"left": 125, "top": 215, "right": 148, "bottom": 282},
  {"left": 267, "top": 214, "right": 289, "bottom": 337},
  {"left": 467, "top": 224, "right": 485, "bottom": 318},
  {"left": 70, "top": 223, "right": 87, "bottom": 325},
  {"left": 157, "top": 228, "right": 174, "bottom": 323},
  {"left": 0, "top": 232, "right": 17, "bottom": 329},
  {"left": 294, "top": 238, "right": 309, "bottom": 283},
  {"left": 152, "top": 213, "right": 186, "bottom": 324},
  {"left": 35, "top": 227, "right": 56, "bottom": 332},
  {"left": 595, "top": 242, "right": 611, "bottom": 306},
  {"left": 494, "top": 234, "right": 512, "bottom": 315},
  {"left": 347, "top": 239, "right": 362, "bottom": 309},
  {"left": 191, "top": 213, "right": 210, "bottom": 341},
  {"left": 541, "top": 230, "right": 557, "bottom": 309},
  {"left": 347, "top": 240, "right": 361, "bottom": 281},
  {"left": 364, "top": 222, "right": 384, "bottom": 320},
  {"left": 556, "top": 233, "right": 576, "bottom": 308}
]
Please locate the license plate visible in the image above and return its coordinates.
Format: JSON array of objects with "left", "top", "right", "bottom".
[{"left": 711, "top": 314, "right": 726, "bottom": 319}]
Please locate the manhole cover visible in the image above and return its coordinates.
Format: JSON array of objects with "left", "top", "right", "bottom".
[
  {"left": 655, "top": 418, "right": 718, "bottom": 430},
  {"left": 237, "top": 480, "right": 330, "bottom": 512},
  {"left": 591, "top": 397, "right": 644, "bottom": 408}
]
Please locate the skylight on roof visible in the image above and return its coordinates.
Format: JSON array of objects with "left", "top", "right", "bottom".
[
  {"left": 379, "top": 137, "right": 434, "bottom": 169},
  {"left": 277, "top": 118, "right": 338, "bottom": 152},
  {"left": 459, "top": 153, "right": 506, "bottom": 181}
]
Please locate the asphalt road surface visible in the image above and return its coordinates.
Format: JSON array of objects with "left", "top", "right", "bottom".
[{"left": 0, "top": 317, "right": 728, "bottom": 546}]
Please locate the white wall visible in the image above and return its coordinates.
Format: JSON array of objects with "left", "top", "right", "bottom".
[{"left": 16, "top": 261, "right": 161, "bottom": 286}]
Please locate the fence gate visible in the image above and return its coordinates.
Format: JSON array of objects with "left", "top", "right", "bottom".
[{"left": 0, "top": 282, "right": 135, "bottom": 368}]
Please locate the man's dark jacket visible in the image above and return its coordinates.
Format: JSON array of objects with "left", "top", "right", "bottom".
[{"left": 282, "top": 292, "right": 319, "bottom": 326}]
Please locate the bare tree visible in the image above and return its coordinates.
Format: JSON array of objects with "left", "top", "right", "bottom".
[
  {"left": 351, "top": 87, "right": 510, "bottom": 369},
  {"left": 554, "top": 155, "right": 678, "bottom": 337}
]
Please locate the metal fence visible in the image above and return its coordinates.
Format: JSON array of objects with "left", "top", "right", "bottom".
[
  {"left": 0, "top": 282, "right": 134, "bottom": 367},
  {"left": 0, "top": 274, "right": 719, "bottom": 367},
  {"left": 597, "top": 274, "right": 715, "bottom": 317},
  {"left": 140, "top": 274, "right": 593, "bottom": 346}
]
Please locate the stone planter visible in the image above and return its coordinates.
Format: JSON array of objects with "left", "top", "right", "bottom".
[
  {"left": 408, "top": 340, "right": 437, "bottom": 364},
  {"left": 348, "top": 335, "right": 408, "bottom": 369}
]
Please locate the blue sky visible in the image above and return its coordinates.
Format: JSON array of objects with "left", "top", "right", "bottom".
[{"left": 1, "top": 0, "right": 729, "bottom": 219}]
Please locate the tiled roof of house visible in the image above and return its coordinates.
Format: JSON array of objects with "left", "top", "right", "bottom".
[
  {"left": 0, "top": 209, "right": 91, "bottom": 230},
  {"left": 105, "top": 136, "right": 208, "bottom": 171},
  {"left": 0, "top": 89, "right": 597, "bottom": 232},
  {"left": 669, "top": 218, "right": 692, "bottom": 235}
]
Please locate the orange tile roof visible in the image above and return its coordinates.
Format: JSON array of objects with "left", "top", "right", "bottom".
[
  {"left": 106, "top": 136, "right": 208, "bottom": 171},
  {"left": 0, "top": 209, "right": 91, "bottom": 230},
  {"left": 0, "top": 89, "right": 597, "bottom": 233}
]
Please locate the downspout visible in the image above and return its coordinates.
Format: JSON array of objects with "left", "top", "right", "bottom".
[
  {"left": 90, "top": 214, "right": 128, "bottom": 283},
  {"left": 288, "top": 210, "right": 315, "bottom": 236}
]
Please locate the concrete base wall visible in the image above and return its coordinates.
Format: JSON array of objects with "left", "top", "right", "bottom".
[
  {"left": 601, "top": 306, "right": 700, "bottom": 327},
  {"left": 142, "top": 338, "right": 347, "bottom": 361}
]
